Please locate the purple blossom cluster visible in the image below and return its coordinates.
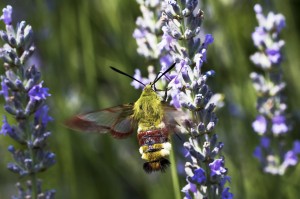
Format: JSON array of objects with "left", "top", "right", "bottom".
[
  {"left": 133, "top": 0, "right": 233, "bottom": 198},
  {"left": 131, "top": 0, "right": 169, "bottom": 90},
  {"left": 250, "top": 4, "right": 300, "bottom": 175},
  {"left": 0, "top": 5, "right": 55, "bottom": 198},
  {"left": 133, "top": 0, "right": 166, "bottom": 60},
  {"left": 250, "top": 4, "right": 285, "bottom": 68}
]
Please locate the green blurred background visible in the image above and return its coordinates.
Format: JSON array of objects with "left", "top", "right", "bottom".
[{"left": 0, "top": 0, "right": 300, "bottom": 198}]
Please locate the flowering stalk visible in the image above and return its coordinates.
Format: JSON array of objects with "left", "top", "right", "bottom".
[
  {"left": 132, "top": 0, "right": 170, "bottom": 90},
  {"left": 0, "top": 5, "right": 55, "bottom": 198},
  {"left": 133, "top": 0, "right": 233, "bottom": 198},
  {"left": 250, "top": 4, "right": 300, "bottom": 175}
]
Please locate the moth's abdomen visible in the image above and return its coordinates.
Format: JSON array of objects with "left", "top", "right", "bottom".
[{"left": 137, "top": 128, "right": 171, "bottom": 173}]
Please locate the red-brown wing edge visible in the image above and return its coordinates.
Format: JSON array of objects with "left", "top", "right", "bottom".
[{"left": 64, "top": 104, "right": 136, "bottom": 139}]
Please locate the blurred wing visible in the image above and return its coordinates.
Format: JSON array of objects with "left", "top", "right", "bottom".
[
  {"left": 65, "top": 103, "right": 135, "bottom": 139},
  {"left": 162, "top": 102, "right": 189, "bottom": 134}
]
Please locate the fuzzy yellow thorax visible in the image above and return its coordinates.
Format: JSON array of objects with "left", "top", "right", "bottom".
[{"left": 132, "top": 85, "right": 164, "bottom": 131}]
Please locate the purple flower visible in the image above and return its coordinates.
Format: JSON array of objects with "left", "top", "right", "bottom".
[
  {"left": 131, "top": 69, "right": 145, "bottom": 89},
  {"left": 222, "top": 187, "right": 234, "bottom": 199},
  {"left": 190, "top": 168, "right": 206, "bottom": 184},
  {"left": 0, "top": 4, "right": 56, "bottom": 197},
  {"left": 132, "top": 28, "right": 146, "bottom": 39},
  {"left": 250, "top": 4, "right": 299, "bottom": 175},
  {"left": 169, "top": 87, "right": 181, "bottom": 108},
  {"left": 251, "top": 4, "right": 285, "bottom": 69},
  {"left": 28, "top": 81, "right": 51, "bottom": 101},
  {"left": 203, "top": 34, "right": 214, "bottom": 48},
  {"left": 293, "top": 141, "right": 300, "bottom": 154},
  {"left": 209, "top": 159, "right": 227, "bottom": 177},
  {"left": 0, "top": 79, "right": 9, "bottom": 100},
  {"left": 252, "top": 27, "right": 267, "bottom": 47},
  {"left": 0, "top": 5, "right": 12, "bottom": 25},
  {"left": 250, "top": 52, "right": 271, "bottom": 69},
  {"left": 266, "top": 41, "right": 284, "bottom": 65},
  {"left": 158, "top": 26, "right": 175, "bottom": 52},
  {"left": 0, "top": 116, "right": 12, "bottom": 135},
  {"left": 254, "top": 4, "right": 285, "bottom": 33},
  {"left": 253, "top": 146, "right": 263, "bottom": 161},
  {"left": 260, "top": 137, "right": 270, "bottom": 148},
  {"left": 160, "top": 54, "right": 174, "bottom": 79},
  {"left": 183, "top": 193, "right": 192, "bottom": 199},
  {"left": 254, "top": 4, "right": 262, "bottom": 13},
  {"left": 35, "top": 105, "right": 53, "bottom": 125},
  {"left": 194, "top": 51, "right": 205, "bottom": 70},
  {"left": 283, "top": 150, "right": 298, "bottom": 166},
  {"left": 0, "top": 6, "right": 55, "bottom": 198},
  {"left": 130, "top": 68, "right": 154, "bottom": 90},
  {"left": 193, "top": 34, "right": 214, "bottom": 70},
  {"left": 271, "top": 115, "right": 288, "bottom": 135},
  {"left": 252, "top": 115, "right": 267, "bottom": 135},
  {"left": 220, "top": 176, "right": 231, "bottom": 187},
  {"left": 182, "top": 182, "right": 197, "bottom": 199},
  {"left": 133, "top": 0, "right": 232, "bottom": 197},
  {"left": 274, "top": 14, "right": 286, "bottom": 32}
]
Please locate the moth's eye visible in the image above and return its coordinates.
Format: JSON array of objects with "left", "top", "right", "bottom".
[{"left": 139, "top": 105, "right": 143, "bottom": 110}]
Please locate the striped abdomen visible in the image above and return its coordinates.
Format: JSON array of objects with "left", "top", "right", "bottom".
[{"left": 137, "top": 128, "right": 171, "bottom": 173}]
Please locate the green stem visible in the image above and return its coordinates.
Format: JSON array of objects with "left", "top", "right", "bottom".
[
  {"left": 30, "top": 173, "right": 38, "bottom": 199},
  {"left": 24, "top": 114, "right": 38, "bottom": 199},
  {"left": 205, "top": 163, "right": 213, "bottom": 199},
  {"left": 170, "top": 139, "right": 181, "bottom": 199},
  {"left": 28, "top": 139, "right": 38, "bottom": 199}
]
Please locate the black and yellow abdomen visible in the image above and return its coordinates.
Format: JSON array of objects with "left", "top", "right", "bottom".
[{"left": 137, "top": 127, "right": 171, "bottom": 173}]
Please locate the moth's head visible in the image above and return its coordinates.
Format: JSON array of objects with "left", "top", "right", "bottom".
[
  {"left": 141, "top": 84, "right": 156, "bottom": 97},
  {"left": 144, "top": 84, "right": 153, "bottom": 91}
]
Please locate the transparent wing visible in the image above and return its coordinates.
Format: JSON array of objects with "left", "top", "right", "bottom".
[
  {"left": 162, "top": 102, "right": 189, "bottom": 134},
  {"left": 65, "top": 103, "right": 135, "bottom": 139}
]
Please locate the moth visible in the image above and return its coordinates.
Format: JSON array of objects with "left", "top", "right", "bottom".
[{"left": 65, "top": 63, "right": 184, "bottom": 173}]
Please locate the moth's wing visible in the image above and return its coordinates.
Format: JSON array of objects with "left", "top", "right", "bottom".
[
  {"left": 65, "top": 103, "right": 136, "bottom": 139},
  {"left": 162, "top": 102, "right": 189, "bottom": 134}
]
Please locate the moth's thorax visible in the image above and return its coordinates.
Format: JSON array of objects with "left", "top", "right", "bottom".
[{"left": 133, "top": 84, "right": 164, "bottom": 132}]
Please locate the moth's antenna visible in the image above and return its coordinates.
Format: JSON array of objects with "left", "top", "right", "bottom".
[
  {"left": 110, "top": 66, "right": 146, "bottom": 87},
  {"left": 152, "top": 63, "right": 176, "bottom": 85}
]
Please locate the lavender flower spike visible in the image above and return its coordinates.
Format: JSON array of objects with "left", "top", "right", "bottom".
[
  {"left": 0, "top": 5, "right": 12, "bottom": 25},
  {"left": 250, "top": 4, "right": 299, "bottom": 175},
  {"left": 133, "top": 0, "right": 233, "bottom": 198},
  {"left": 0, "top": 5, "right": 56, "bottom": 198}
]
